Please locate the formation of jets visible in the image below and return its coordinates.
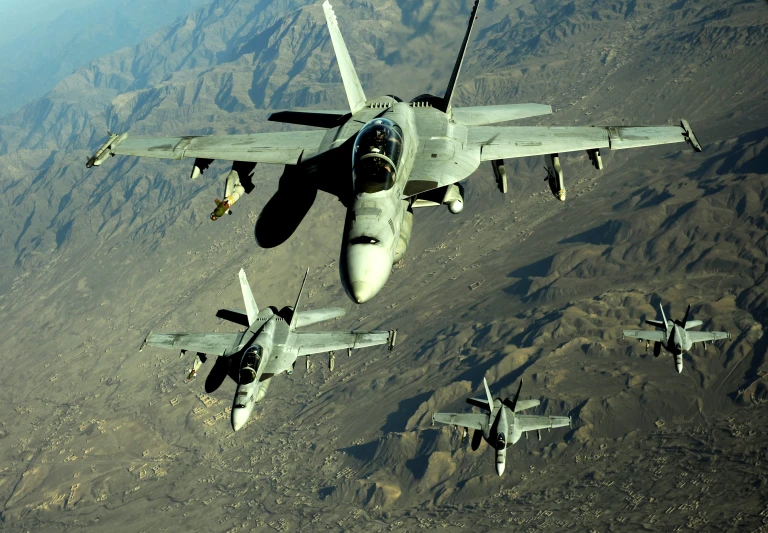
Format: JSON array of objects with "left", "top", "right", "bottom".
[
  {"left": 86, "top": 1, "right": 733, "bottom": 476},
  {"left": 141, "top": 269, "right": 395, "bottom": 430},
  {"left": 432, "top": 378, "right": 570, "bottom": 475},
  {"left": 623, "top": 304, "right": 730, "bottom": 373}
]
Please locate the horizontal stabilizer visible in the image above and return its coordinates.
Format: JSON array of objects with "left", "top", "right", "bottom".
[
  {"left": 466, "top": 397, "right": 491, "bottom": 410},
  {"left": 268, "top": 110, "right": 349, "bottom": 128},
  {"left": 684, "top": 320, "right": 703, "bottom": 329},
  {"left": 645, "top": 319, "right": 667, "bottom": 329},
  {"left": 216, "top": 308, "right": 249, "bottom": 328},
  {"left": 513, "top": 399, "right": 540, "bottom": 412},
  {"left": 452, "top": 104, "right": 552, "bottom": 125},
  {"left": 293, "top": 308, "right": 346, "bottom": 328}
]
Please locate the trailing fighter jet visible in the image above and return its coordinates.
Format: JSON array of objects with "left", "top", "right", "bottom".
[
  {"left": 141, "top": 268, "right": 396, "bottom": 431},
  {"left": 87, "top": 1, "right": 702, "bottom": 303},
  {"left": 432, "top": 377, "right": 570, "bottom": 476},
  {"left": 623, "top": 304, "right": 730, "bottom": 374}
]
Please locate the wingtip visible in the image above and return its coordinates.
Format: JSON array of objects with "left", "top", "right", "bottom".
[{"left": 139, "top": 331, "right": 151, "bottom": 352}]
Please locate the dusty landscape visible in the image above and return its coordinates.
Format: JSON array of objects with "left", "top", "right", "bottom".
[{"left": 0, "top": 0, "right": 767, "bottom": 531}]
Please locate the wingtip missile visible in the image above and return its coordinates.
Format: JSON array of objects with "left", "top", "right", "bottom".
[
  {"left": 680, "top": 119, "right": 702, "bottom": 152},
  {"left": 86, "top": 132, "right": 127, "bottom": 168},
  {"left": 139, "top": 332, "right": 151, "bottom": 352}
]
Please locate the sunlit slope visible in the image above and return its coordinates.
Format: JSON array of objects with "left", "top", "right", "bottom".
[{"left": 0, "top": 0, "right": 766, "bottom": 530}]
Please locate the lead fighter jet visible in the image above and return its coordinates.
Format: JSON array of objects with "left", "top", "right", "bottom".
[
  {"left": 141, "top": 268, "right": 396, "bottom": 431},
  {"left": 87, "top": 1, "right": 702, "bottom": 303},
  {"left": 623, "top": 304, "right": 730, "bottom": 373},
  {"left": 432, "top": 377, "right": 570, "bottom": 476}
]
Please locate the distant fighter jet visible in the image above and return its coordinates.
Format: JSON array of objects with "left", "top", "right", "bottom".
[
  {"left": 432, "top": 377, "right": 570, "bottom": 476},
  {"left": 623, "top": 304, "right": 730, "bottom": 373},
  {"left": 141, "top": 269, "right": 396, "bottom": 431},
  {"left": 87, "top": 1, "right": 702, "bottom": 304}
]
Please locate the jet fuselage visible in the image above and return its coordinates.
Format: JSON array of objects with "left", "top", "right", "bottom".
[
  {"left": 337, "top": 99, "right": 480, "bottom": 303},
  {"left": 229, "top": 307, "right": 299, "bottom": 431}
]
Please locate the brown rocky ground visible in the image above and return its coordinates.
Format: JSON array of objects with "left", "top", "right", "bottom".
[{"left": 0, "top": 0, "right": 767, "bottom": 531}]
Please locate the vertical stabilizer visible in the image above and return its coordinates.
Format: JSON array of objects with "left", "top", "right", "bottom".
[
  {"left": 508, "top": 379, "right": 523, "bottom": 412},
  {"left": 659, "top": 304, "right": 669, "bottom": 333},
  {"left": 482, "top": 377, "right": 494, "bottom": 409},
  {"left": 322, "top": 1, "right": 367, "bottom": 114},
  {"left": 238, "top": 269, "right": 259, "bottom": 326},
  {"left": 680, "top": 304, "right": 692, "bottom": 328},
  {"left": 441, "top": 0, "right": 480, "bottom": 114},
  {"left": 289, "top": 269, "right": 310, "bottom": 330}
]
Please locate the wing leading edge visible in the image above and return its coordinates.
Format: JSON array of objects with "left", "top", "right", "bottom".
[
  {"left": 432, "top": 412, "right": 486, "bottom": 431},
  {"left": 515, "top": 415, "right": 571, "bottom": 433},
  {"left": 294, "top": 330, "right": 393, "bottom": 356},
  {"left": 144, "top": 332, "right": 243, "bottom": 356},
  {"left": 468, "top": 121, "right": 701, "bottom": 162},
  {"left": 687, "top": 331, "right": 731, "bottom": 343},
  {"left": 623, "top": 330, "right": 667, "bottom": 342},
  {"left": 88, "top": 130, "right": 328, "bottom": 167}
]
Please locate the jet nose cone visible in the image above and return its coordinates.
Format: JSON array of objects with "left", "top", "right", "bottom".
[
  {"left": 496, "top": 462, "right": 505, "bottom": 476},
  {"left": 231, "top": 408, "right": 249, "bottom": 432},
  {"left": 351, "top": 281, "right": 375, "bottom": 304},
  {"left": 344, "top": 243, "right": 391, "bottom": 304},
  {"left": 675, "top": 355, "right": 683, "bottom": 374}
]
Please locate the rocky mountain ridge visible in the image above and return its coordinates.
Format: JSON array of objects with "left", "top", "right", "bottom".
[{"left": 0, "top": 0, "right": 766, "bottom": 530}]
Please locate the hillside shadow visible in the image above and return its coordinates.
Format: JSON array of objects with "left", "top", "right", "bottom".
[
  {"left": 559, "top": 220, "right": 622, "bottom": 245},
  {"left": 612, "top": 187, "right": 674, "bottom": 211},
  {"left": 507, "top": 255, "right": 554, "bottom": 278},
  {"left": 712, "top": 126, "right": 768, "bottom": 176},
  {"left": 380, "top": 391, "right": 432, "bottom": 433},
  {"left": 341, "top": 440, "right": 379, "bottom": 463}
]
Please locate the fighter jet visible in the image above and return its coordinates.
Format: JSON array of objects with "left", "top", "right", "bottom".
[
  {"left": 623, "top": 304, "right": 730, "bottom": 374},
  {"left": 141, "top": 268, "right": 396, "bottom": 431},
  {"left": 432, "top": 377, "right": 570, "bottom": 476},
  {"left": 87, "top": 1, "right": 702, "bottom": 304}
]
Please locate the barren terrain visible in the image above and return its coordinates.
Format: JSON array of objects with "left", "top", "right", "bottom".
[{"left": 0, "top": 0, "right": 767, "bottom": 531}]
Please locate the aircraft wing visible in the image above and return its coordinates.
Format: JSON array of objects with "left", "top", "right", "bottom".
[
  {"left": 405, "top": 121, "right": 701, "bottom": 196},
  {"left": 144, "top": 332, "right": 243, "bottom": 356},
  {"left": 468, "top": 122, "right": 700, "bottom": 162},
  {"left": 687, "top": 331, "right": 731, "bottom": 343},
  {"left": 516, "top": 415, "right": 571, "bottom": 433},
  {"left": 294, "top": 330, "right": 393, "bottom": 356},
  {"left": 432, "top": 412, "right": 486, "bottom": 431},
  {"left": 87, "top": 130, "right": 329, "bottom": 167},
  {"left": 623, "top": 330, "right": 667, "bottom": 342}
]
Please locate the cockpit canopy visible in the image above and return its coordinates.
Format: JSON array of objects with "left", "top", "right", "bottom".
[
  {"left": 352, "top": 118, "right": 403, "bottom": 194},
  {"left": 496, "top": 432, "right": 506, "bottom": 449},
  {"left": 239, "top": 345, "right": 263, "bottom": 385}
]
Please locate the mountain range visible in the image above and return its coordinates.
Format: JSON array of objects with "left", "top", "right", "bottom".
[{"left": 0, "top": 0, "right": 766, "bottom": 530}]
